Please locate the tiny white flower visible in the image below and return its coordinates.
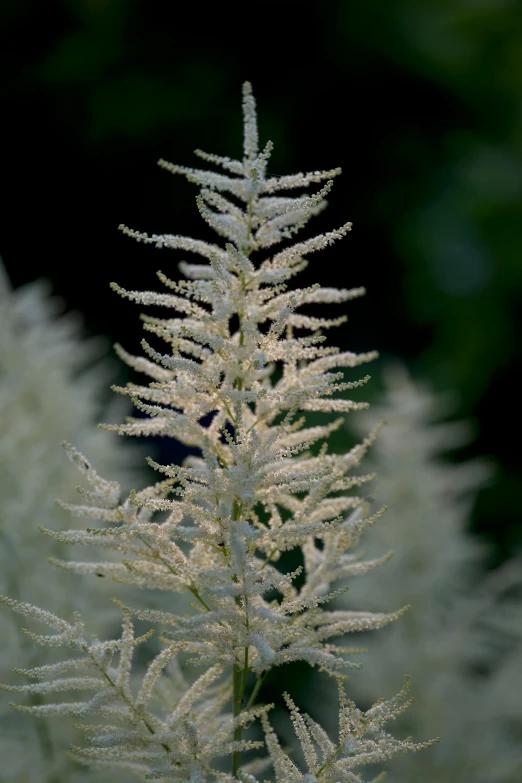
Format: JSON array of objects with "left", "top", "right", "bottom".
[{"left": 1, "top": 82, "right": 434, "bottom": 783}]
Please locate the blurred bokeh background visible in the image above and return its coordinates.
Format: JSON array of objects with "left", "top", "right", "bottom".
[
  {"left": 2, "top": 0, "right": 521, "bottom": 561},
  {"left": 1, "top": 1, "right": 522, "bottom": 780}
]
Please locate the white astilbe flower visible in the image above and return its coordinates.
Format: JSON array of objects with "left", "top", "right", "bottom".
[
  {"left": 330, "top": 365, "right": 522, "bottom": 782},
  {"left": 261, "top": 678, "right": 433, "bottom": 783},
  {"left": 0, "top": 263, "right": 143, "bottom": 783},
  {"left": 0, "top": 596, "right": 269, "bottom": 782},
  {"left": 1, "top": 84, "right": 431, "bottom": 780}
]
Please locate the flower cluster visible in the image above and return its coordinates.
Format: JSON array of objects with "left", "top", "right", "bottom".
[
  {"left": 334, "top": 365, "right": 522, "bottom": 782},
  {"left": 1, "top": 84, "right": 433, "bottom": 781},
  {"left": 0, "top": 264, "right": 140, "bottom": 783}
]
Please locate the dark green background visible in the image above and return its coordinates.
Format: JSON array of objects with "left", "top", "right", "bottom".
[{"left": 2, "top": 0, "right": 521, "bottom": 561}]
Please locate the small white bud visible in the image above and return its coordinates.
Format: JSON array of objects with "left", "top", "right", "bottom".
[{"left": 252, "top": 351, "right": 266, "bottom": 370}]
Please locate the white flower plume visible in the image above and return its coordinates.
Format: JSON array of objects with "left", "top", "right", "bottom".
[{"left": 1, "top": 83, "right": 432, "bottom": 781}]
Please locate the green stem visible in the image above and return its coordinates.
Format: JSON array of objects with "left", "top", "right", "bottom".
[
  {"left": 259, "top": 547, "right": 278, "bottom": 570},
  {"left": 232, "top": 646, "right": 250, "bottom": 777},
  {"left": 188, "top": 585, "right": 212, "bottom": 612},
  {"left": 245, "top": 671, "right": 267, "bottom": 711},
  {"left": 316, "top": 744, "right": 344, "bottom": 778}
]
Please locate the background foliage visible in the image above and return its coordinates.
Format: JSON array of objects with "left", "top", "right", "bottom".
[
  {"left": 1, "top": 1, "right": 521, "bottom": 779},
  {"left": 2, "top": 0, "right": 520, "bottom": 562}
]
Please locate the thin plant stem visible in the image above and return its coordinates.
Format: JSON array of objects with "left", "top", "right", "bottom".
[
  {"left": 232, "top": 646, "right": 250, "bottom": 777},
  {"left": 245, "top": 671, "right": 267, "bottom": 711}
]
